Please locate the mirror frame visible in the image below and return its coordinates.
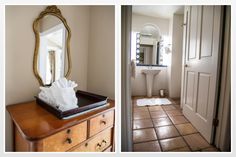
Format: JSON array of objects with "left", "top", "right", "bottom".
[{"left": 33, "top": 5, "right": 71, "bottom": 86}]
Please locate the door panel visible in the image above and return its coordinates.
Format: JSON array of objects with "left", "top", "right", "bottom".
[
  {"left": 182, "top": 6, "right": 222, "bottom": 143},
  {"left": 185, "top": 71, "right": 195, "bottom": 110},
  {"left": 188, "top": 6, "right": 199, "bottom": 60},
  {"left": 196, "top": 73, "right": 211, "bottom": 120},
  {"left": 200, "top": 6, "right": 214, "bottom": 58}
]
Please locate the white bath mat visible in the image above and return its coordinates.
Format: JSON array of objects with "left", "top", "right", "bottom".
[{"left": 136, "top": 98, "right": 171, "bottom": 106}]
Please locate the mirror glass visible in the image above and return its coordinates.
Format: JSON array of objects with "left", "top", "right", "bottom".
[
  {"left": 136, "top": 24, "right": 167, "bottom": 66},
  {"left": 37, "top": 15, "right": 68, "bottom": 85}
]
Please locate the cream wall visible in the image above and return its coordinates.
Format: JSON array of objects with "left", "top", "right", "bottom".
[
  {"left": 87, "top": 6, "right": 115, "bottom": 99},
  {"left": 5, "top": 5, "right": 114, "bottom": 151},
  {"left": 132, "top": 13, "right": 169, "bottom": 36},
  {"left": 167, "top": 17, "right": 173, "bottom": 96},
  {"left": 169, "top": 14, "right": 184, "bottom": 98}
]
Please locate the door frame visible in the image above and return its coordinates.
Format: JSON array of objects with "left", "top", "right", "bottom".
[
  {"left": 121, "top": 5, "right": 133, "bottom": 152},
  {"left": 214, "top": 6, "right": 231, "bottom": 151},
  {"left": 180, "top": 6, "right": 189, "bottom": 108}
]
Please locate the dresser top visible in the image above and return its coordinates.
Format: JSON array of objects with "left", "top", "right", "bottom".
[{"left": 6, "top": 100, "right": 115, "bottom": 141}]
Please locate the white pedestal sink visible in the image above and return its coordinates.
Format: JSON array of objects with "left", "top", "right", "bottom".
[{"left": 142, "top": 69, "right": 161, "bottom": 97}]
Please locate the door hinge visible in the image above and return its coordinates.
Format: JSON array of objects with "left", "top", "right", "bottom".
[{"left": 213, "top": 118, "right": 219, "bottom": 127}]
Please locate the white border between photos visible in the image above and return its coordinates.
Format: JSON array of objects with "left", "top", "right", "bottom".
[
  {"left": 115, "top": 3, "right": 121, "bottom": 154},
  {"left": 0, "top": 0, "right": 235, "bottom": 157},
  {"left": 0, "top": 3, "right": 5, "bottom": 156},
  {"left": 0, "top": 0, "right": 232, "bottom": 5}
]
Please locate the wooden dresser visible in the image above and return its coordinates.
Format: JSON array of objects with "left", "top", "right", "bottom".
[{"left": 6, "top": 100, "right": 115, "bottom": 152}]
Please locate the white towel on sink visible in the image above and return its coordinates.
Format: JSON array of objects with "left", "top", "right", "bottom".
[{"left": 38, "top": 78, "right": 78, "bottom": 111}]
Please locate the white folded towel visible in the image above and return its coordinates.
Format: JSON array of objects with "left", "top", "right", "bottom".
[{"left": 38, "top": 78, "right": 78, "bottom": 111}]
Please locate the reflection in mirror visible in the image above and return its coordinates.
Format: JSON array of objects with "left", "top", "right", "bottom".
[
  {"left": 33, "top": 5, "right": 71, "bottom": 86},
  {"left": 135, "top": 24, "right": 170, "bottom": 66},
  {"left": 38, "top": 15, "right": 67, "bottom": 85}
]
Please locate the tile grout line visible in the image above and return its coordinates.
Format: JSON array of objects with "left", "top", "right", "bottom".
[
  {"left": 133, "top": 139, "right": 162, "bottom": 145},
  {"left": 133, "top": 98, "right": 189, "bottom": 152},
  {"left": 132, "top": 97, "right": 216, "bottom": 152},
  {"left": 133, "top": 97, "right": 190, "bottom": 151},
  {"left": 166, "top": 104, "right": 215, "bottom": 151},
  {"left": 165, "top": 100, "right": 198, "bottom": 152},
  {"left": 132, "top": 102, "right": 156, "bottom": 150},
  {"left": 133, "top": 123, "right": 181, "bottom": 131},
  {"left": 157, "top": 108, "right": 191, "bottom": 151},
  {"left": 147, "top": 105, "right": 164, "bottom": 152},
  {"left": 161, "top": 102, "right": 195, "bottom": 152}
]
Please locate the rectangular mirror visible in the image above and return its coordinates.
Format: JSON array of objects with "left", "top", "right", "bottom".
[
  {"left": 136, "top": 32, "right": 164, "bottom": 65},
  {"left": 131, "top": 19, "right": 171, "bottom": 67}
]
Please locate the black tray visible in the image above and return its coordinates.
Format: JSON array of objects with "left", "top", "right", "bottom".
[{"left": 35, "top": 90, "right": 108, "bottom": 119}]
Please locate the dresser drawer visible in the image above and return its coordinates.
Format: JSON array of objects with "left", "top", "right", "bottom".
[
  {"left": 89, "top": 110, "right": 114, "bottom": 137},
  {"left": 42, "top": 121, "right": 87, "bottom": 152},
  {"left": 70, "top": 127, "right": 112, "bottom": 152}
]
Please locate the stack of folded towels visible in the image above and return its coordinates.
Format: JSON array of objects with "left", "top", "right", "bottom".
[{"left": 38, "top": 78, "right": 78, "bottom": 111}]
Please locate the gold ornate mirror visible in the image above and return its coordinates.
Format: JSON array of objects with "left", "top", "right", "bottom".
[{"left": 33, "top": 5, "right": 71, "bottom": 86}]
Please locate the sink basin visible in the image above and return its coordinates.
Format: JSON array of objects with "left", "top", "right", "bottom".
[
  {"left": 142, "top": 69, "right": 161, "bottom": 97},
  {"left": 142, "top": 69, "right": 161, "bottom": 75}
]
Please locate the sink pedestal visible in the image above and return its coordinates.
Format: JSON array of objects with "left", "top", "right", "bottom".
[
  {"left": 146, "top": 74, "right": 154, "bottom": 97},
  {"left": 142, "top": 69, "right": 161, "bottom": 97}
]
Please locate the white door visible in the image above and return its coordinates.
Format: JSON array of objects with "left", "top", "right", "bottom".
[{"left": 182, "top": 6, "right": 223, "bottom": 143}]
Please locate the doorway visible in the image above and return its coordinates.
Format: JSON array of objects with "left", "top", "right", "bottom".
[{"left": 121, "top": 5, "right": 231, "bottom": 152}]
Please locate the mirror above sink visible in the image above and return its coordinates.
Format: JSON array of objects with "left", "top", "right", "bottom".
[
  {"left": 136, "top": 24, "right": 163, "bottom": 66},
  {"left": 135, "top": 24, "right": 170, "bottom": 67}
]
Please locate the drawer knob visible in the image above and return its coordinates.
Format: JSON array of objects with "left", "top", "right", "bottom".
[
  {"left": 67, "top": 129, "right": 71, "bottom": 134},
  {"left": 96, "top": 143, "right": 102, "bottom": 150},
  {"left": 101, "top": 120, "right": 107, "bottom": 125},
  {"left": 66, "top": 138, "right": 72, "bottom": 144},
  {"left": 101, "top": 140, "right": 107, "bottom": 147}
]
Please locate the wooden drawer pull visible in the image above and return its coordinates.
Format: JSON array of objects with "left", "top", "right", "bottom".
[
  {"left": 101, "top": 120, "right": 107, "bottom": 125},
  {"left": 101, "top": 140, "right": 107, "bottom": 147},
  {"left": 66, "top": 138, "right": 72, "bottom": 144},
  {"left": 67, "top": 129, "right": 71, "bottom": 134},
  {"left": 96, "top": 143, "right": 102, "bottom": 150}
]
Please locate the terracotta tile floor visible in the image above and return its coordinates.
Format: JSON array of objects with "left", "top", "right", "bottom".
[{"left": 132, "top": 97, "right": 219, "bottom": 152}]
